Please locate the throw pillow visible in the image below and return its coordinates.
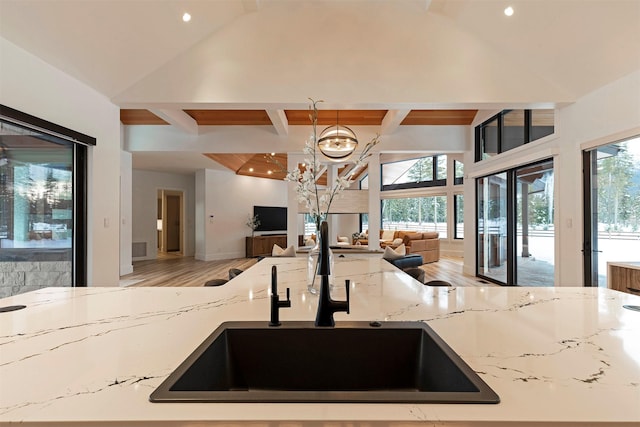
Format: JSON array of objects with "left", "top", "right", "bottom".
[
  {"left": 382, "top": 243, "right": 406, "bottom": 261},
  {"left": 392, "top": 237, "right": 403, "bottom": 247},
  {"left": 304, "top": 237, "right": 315, "bottom": 247},
  {"left": 381, "top": 229, "right": 395, "bottom": 241},
  {"left": 337, "top": 236, "right": 349, "bottom": 243},
  {"left": 272, "top": 244, "right": 296, "bottom": 257}
]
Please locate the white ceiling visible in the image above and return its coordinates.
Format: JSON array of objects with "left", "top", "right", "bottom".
[{"left": 1, "top": 0, "right": 639, "bottom": 173}]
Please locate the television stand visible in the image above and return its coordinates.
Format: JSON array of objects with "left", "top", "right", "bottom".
[{"left": 246, "top": 235, "right": 287, "bottom": 258}]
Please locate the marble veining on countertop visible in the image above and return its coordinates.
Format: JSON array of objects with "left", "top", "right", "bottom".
[{"left": 1, "top": 256, "right": 639, "bottom": 426}]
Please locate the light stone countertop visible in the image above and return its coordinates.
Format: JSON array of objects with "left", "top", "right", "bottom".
[
  {"left": 608, "top": 261, "right": 640, "bottom": 270},
  {"left": 1, "top": 256, "right": 639, "bottom": 426}
]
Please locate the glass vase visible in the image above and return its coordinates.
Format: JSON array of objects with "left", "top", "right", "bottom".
[{"left": 307, "top": 237, "right": 334, "bottom": 295}]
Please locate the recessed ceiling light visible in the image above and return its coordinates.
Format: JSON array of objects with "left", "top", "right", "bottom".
[
  {"left": 249, "top": 167, "right": 254, "bottom": 172},
  {"left": 504, "top": 6, "right": 514, "bottom": 16},
  {"left": 182, "top": 12, "right": 191, "bottom": 22},
  {"left": 267, "top": 170, "right": 273, "bottom": 175}
]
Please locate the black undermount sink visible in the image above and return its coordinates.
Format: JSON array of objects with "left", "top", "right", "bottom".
[{"left": 150, "top": 321, "right": 499, "bottom": 403}]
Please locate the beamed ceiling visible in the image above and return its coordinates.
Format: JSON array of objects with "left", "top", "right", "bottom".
[
  {"left": 120, "top": 109, "right": 478, "bottom": 179},
  {"left": 119, "top": 109, "right": 478, "bottom": 126},
  {"left": 2, "top": 1, "right": 638, "bottom": 177}
]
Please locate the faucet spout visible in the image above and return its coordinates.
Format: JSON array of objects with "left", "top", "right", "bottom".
[{"left": 315, "top": 221, "right": 350, "bottom": 327}]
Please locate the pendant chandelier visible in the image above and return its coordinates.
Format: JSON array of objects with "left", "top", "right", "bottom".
[{"left": 317, "top": 110, "right": 358, "bottom": 161}]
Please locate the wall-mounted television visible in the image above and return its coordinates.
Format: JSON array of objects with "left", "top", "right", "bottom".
[{"left": 253, "top": 206, "right": 287, "bottom": 232}]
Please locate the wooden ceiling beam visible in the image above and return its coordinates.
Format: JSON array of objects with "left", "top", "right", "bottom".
[
  {"left": 400, "top": 110, "right": 478, "bottom": 125},
  {"left": 119, "top": 109, "right": 167, "bottom": 125}
]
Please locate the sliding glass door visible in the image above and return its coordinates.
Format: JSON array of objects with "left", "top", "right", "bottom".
[
  {"left": 477, "top": 159, "right": 555, "bottom": 286},
  {"left": 516, "top": 160, "right": 554, "bottom": 286},
  {"left": 477, "top": 172, "right": 508, "bottom": 283},
  {"left": 583, "top": 136, "right": 640, "bottom": 286},
  {"left": 0, "top": 105, "right": 90, "bottom": 297}
]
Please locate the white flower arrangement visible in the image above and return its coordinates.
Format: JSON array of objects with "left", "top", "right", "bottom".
[
  {"left": 282, "top": 99, "right": 380, "bottom": 225},
  {"left": 245, "top": 214, "right": 260, "bottom": 237}
]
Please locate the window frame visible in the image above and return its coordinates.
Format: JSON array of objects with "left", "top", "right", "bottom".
[
  {"left": 0, "top": 104, "right": 93, "bottom": 286},
  {"left": 381, "top": 154, "right": 447, "bottom": 191},
  {"left": 475, "top": 109, "right": 555, "bottom": 162},
  {"left": 453, "top": 192, "right": 464, "bottom": 240},
  {"left": 454, "top": 160, "right": 464, "bottom": 185}
]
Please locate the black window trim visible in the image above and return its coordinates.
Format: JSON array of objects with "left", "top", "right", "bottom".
[
  {"left": 453, "top": 193, "right": 464, "bottom": 240},
  {"left": 0, "top": 104, "right": 96, "bottom": 146},
  {"left": 454, "top": 160, "right": 464, "bottom": 185}
]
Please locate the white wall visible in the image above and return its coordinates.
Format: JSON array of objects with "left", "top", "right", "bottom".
[
  {"left": 464, "top": 70, "right": 640, "bottom": 286},
  {"left": 131, "top": 170, "right": 196, "bottom": 259},
  {"left": 195, "top": 169, "right": 288, "bottom": 261},
  {"left": 120, "top": 149, "right": 133, "bottom": 275},
  {"left": 0, "top": 37, "right": 121, "bottom": 286}
]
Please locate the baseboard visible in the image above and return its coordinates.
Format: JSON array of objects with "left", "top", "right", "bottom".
[
  {"left": 196, "top": 251, "right": 246, "bottom": 262},
  {"left": 463, "top": 264, "right": 475, "bottom": 276},
  {"left": 120, "top": 264, "right": 133, "bottom": 275},
  {"left": 441, "top": 249, "right": 464, "bottom": 258}
]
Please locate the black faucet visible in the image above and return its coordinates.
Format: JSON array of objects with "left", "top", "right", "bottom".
[
  {"left": 315, "top": 221, "right": 350, "bottom": 327},
  {"left": 269, "top": 265, "right": 291, "bottom": 326}
]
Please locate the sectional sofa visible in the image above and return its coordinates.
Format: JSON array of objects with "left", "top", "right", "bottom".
[{"left": 354, "top": 230, "right": 440, "bottom": 264}]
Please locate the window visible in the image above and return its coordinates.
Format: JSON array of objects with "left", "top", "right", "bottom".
[
  {"left": 478, "top": 117, "right": 499, "bottom": 160},
  {"left": 531, "top": 109, "right": 555, "bottom": 141},
  {"left": 381, "top": 155, "right": 446, "bottom": 191},
  {"left": 359, "top": 173, "right": 368, "bottom": 190},
  {"left": 454, "top": 160, "right": 464, "bottom": 185},
  {"left": 476, "top": 110, "right": 555, "bottom": 162},
  {"left": 302, "top": 213, "right": 317, "bottom": 235},
  {"left": 583, "top": 136, "right": 640, "bottom": 287},
  {"left": 502, "top": 110, "right": 525, "bottom": 152},
  {"left": 381, "top": 196, "right": 447, "bottom": 238},
  {"left": 360, "top": 213, "right": 368, "bottom": 233},
  {"left": 454, "top": 194, "right": 464, "bottom": 239},
  {"left": 436, "top": 156, "right": 447, "bottom": 180},
  {"left": 0, "top": 105, "right": 92, "bottom": 297}
]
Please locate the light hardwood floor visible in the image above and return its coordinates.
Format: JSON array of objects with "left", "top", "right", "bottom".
[{"left": 120, "top": 253, "right": 495, "bottom": 288}]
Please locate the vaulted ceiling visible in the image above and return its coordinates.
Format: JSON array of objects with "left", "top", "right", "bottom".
[{"left": 1, "top": 0, "right": 639, "bottom": 175}]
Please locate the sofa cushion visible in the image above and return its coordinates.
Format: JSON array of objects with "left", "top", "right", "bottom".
[
  {"left": 382, "top": 243, "right": 406, "bottom": 260},
  {"left": 401, "top": 232, "right": 423, "bottom": 246},
  {"left": 388, "top": 253, "right": 424, "bottom": 269},
  {"left": 272, "top": 244, "right": 296, "bottom": 257},
  {"left": 381, "top": 229, "right": 395, "bottom": 241},
  {"left": 421, "top": 231, "right": 439, "bottom": 239}
]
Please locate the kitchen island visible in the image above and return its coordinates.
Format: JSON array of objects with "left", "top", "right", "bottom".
[{"left": 1, "top": 256, "right": 639, "bottom": 426}]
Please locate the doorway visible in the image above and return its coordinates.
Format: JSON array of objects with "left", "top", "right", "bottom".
[
  {"left": 157, "top": 189, "right": 184, "bottom": 255},
  {"left": 583, "top": 136, "right": 640, "bottom": 286}
]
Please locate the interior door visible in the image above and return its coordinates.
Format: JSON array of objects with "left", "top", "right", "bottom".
[{"left": 166, "top": 195, "right": 181, "bottom": 252}]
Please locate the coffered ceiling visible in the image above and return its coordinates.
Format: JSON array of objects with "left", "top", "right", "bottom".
[{"left": 1, "top": 0, "right": 639, "bottom": 175}]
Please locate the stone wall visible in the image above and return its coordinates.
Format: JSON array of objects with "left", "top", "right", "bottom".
[{"left": 0, "top": 261, "right": 72, "bottom": 298}]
